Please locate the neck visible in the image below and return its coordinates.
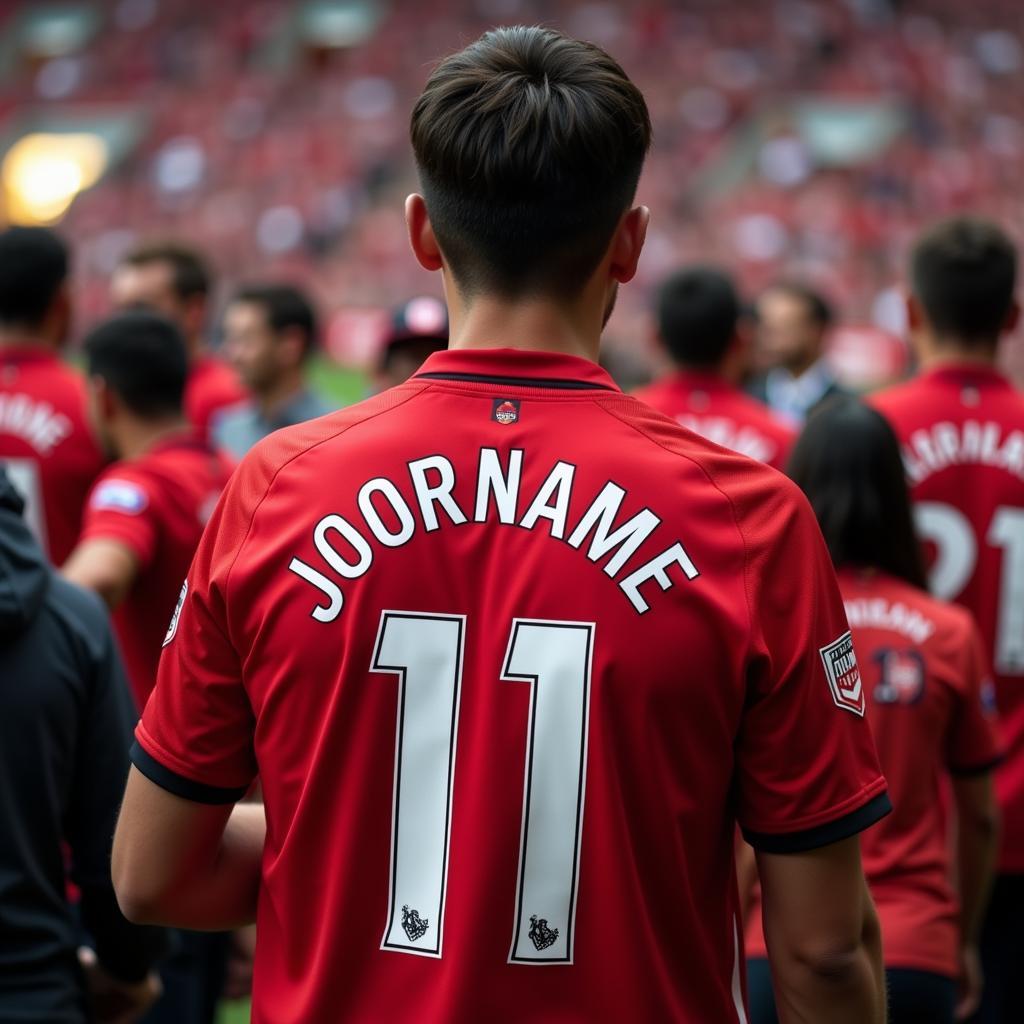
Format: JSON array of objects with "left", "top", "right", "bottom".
[
  {"left": 114, "top": 416, "right": 190, "bottom": 461},
  {"left": 0, "top": 328, "right": 49, "bottom": 351},
  {"left": 917, "top": 338, "right": 998, "bottom": 371},
  {"left": 446, "top": 288, "right": 605, "bottom": 362},
  {"left": 255, "top": 372, "right": 306, "bottom": 419}
]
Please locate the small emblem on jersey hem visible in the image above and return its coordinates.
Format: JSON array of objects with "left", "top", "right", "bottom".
[
  {"left": 163, "top": 580, "right": 188, "bottom": 647},
  {"left": 820, "top": 631, "right": 864, "bottom": 716},
  {"left": 528, "top": 915, "right": 559, "bottom": 951},
  {"left": 401, "top": 905, "right": 429, "bottom": 942},
  {"left": 492, "top": 398, "right": 520, "bottom": 425}
]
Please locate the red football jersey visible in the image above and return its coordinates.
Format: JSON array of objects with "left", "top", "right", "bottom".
[
  {"left": 0, "top": 347, "right": 104, "bottom": 564},
  {"left": 79, "top": 434, "right": 231, "bottom": 709},
  {"left": 134, "top": 349, "right": 887, "bottom": 1023},
  {"left": 871, "top": 364, "right": 1024, "bottom": 871},
  {"left": 633, "top": 370, "right": 796, "bottom": 471},
  {"left": 746, "top": 568, "right": 1000, "bottom": 976},
  {"left": 185, "top": 354, "right": 245, "bottom": 443}
]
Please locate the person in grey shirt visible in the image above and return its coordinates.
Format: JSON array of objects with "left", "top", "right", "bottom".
[{"left": 214, "top": 284, "right": 331, "bottom": 458}]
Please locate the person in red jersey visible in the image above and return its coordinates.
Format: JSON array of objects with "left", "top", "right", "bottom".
[
  {"left": 869, "top": 217, "right": 1024, "bottom": 1024},
  {"left": 743, "top": 399, "right": 1001, "bottom": 1024},
  {"left": 0, "top": 227, "right": 104, "bottom": 564},
  {"left": 63, "top": 311, "right": 232, "bottom": 711},
  {"left": 633, "top": 267, "right": 796, "bottom": 471},
  {"left": 111, "top": 242, "right": 245, "bottom": 442},
  {"left": 112, "top": 28, "right": 889, "bottom": 1024}
]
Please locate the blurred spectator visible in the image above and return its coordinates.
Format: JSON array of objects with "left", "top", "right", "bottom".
[
  {"left": 63, "top": 310, "right": 234, "bottom": 1024},
  {"left": 111, "top": 242, "right": 245, "bottom": 441},
  {"left": 216, "top": 283, "right": 330, "bottom": 458},
  {"left": 0, "top": 467, "right": 164, "bottom": 1022},
  {"left": 633, "top": 267, "right": 796, "bottom": 470},
  {"left": 63, "top": 311, "right": 231, "bottom": 708},
  {"left": 0, "top": 226, "right": 104, "bottom": 564},
  {"left": 870, "top": 216, "right": 1024, "bottom": 1024},
  {"left": 748, "top": 281, "right": 848, "bottom": 422},
  {"left": 375, "top": 295, "right": 449, "bottom": 390}
]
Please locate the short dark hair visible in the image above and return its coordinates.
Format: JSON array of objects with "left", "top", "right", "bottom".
[
  {"left": 84, "top": 311, "right": 187, "bottom": 418},
  {"left": 122, "top": 241, "right": 211, "bottom": 301},
  {"left": 656, "top": 267, "right": 740, "bottom": 368},
  {"left": 232, "top": 284, "right": 318, "bottom": 358},
  {"left": 0, "top": 227, "right": 69, "bottom": 329},
  {"left": 410, "top": 26, "right": 651, "bottom": 297},
  {"left": 761, "top": 280, "right": 833, "bottom": 329},
  {"left": 787, "top": 398, "right": 927, "bottom": 591},
  {"left": 911, "top": 216, "right": 1018, "bottom": 347}
]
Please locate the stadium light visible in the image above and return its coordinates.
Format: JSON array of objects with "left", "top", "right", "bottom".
[{"left": 1, "top": 132, "right": 108, "bottom": 225}]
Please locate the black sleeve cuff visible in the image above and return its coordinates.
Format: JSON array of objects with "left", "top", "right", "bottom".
[
  {"left": 949, "top": 755, "right": 1003, "bottom": 777},
  {"left": 742, "top": 791, "right": 892, "bottom": 854},
  {"left": 130, "top": 740, "right": 249, "bottom": 805}
]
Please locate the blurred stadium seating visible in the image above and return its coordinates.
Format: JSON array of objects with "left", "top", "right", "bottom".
[{"left": 1, "top": 0, "right": 1022, "bottom": 383}]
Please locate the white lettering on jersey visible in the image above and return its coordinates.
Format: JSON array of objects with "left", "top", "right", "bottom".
[
  {"left": 519, "top": 461, "right": 575, "bottom": 539},
  {"left": 0, "top": 392, "right": 72, "bottom": 455},
  {"left": 475, "top": 448, "right": 522, "bottom": 524},
  {"left": 288, "top": 449, "right": 701, "bottom": 620},
  {"left": 902, "top": 420, "right": 1024, "bottom": 484},
  {"left": 566, "top": 481, "right": 660, "bottom": 576},
  {"left": 409, "top": 456, "right": 469, "bottom": 532},
  {"left": 618, "top": 543, "right": 700, "bottom": 613},
  {"left": 843, "top": 597, "right": 936, "bottom": 645}
]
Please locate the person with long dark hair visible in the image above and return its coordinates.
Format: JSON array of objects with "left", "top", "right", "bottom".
[{"left": 744, "top": 397, "right": 1002, "bottom": 1024}]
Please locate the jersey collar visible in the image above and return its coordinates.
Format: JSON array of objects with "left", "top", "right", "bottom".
[
  {"left": 669, "top": 368, "right": 734, "bottom": 393},
  {"left": 0, "top": 345, "right": 60, "bottom": 365},
  {"left": 414, "top": 348, "right": 620, "bottom": 392},
  {"left": 922, "top": 362, "right": 1012, "bottom": 389}
]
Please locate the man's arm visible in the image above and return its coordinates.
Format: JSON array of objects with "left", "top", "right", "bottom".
[
  {"left": 113, "top": 767, "right": 265, "bottom": 930},
  {"left": 63, "top": 538, "right": 138, "bottom": 609},
  {"left": 951, "top": 773, "right": 999, "bottom": 1021},
  {"left": 758, "top": 836, "right": 886, "bottom": 1024}
]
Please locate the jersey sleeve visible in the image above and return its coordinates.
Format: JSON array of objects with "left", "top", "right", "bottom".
[
  {"left": 130, "top": 457, "right": 259, "bottom": 804},
  {"left": 733, "top": 477, "right": 891, "bottom": 852},
  {"left": 947, "top": 616, "right": 1003, "bottom": 776},
  {"left": 79, "top": 470, "right": 159, "bottom": 571}
]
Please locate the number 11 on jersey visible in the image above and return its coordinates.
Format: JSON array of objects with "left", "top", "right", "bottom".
[{"left": 371, "top": 612, "right": 594, "bottom": 964}]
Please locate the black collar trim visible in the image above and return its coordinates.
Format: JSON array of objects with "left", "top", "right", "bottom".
[{"left": 416, "top": 371, "right": 615, "bottom": 391}]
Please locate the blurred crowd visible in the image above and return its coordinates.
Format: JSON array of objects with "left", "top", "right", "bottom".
[{"left": 2, "top": 0, "right": 1024, "bottom": 382}]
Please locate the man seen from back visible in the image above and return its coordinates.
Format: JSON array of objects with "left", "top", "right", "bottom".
[{"left": 112, "top": 26, "right": 888, "bottom": 1024}]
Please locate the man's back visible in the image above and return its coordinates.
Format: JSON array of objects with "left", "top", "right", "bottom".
[
  {"left": 138, "top": 349, "right": 887, "bottom": 1022},
  {"left": 634, "top": 369, "right": 796, "bottom": 471},
  {"left": 871, "top": 363, "right": 1024, "bottom": 870},
  {"left": 0, "top": 348, "right": 103, "bottom": 563},
  {"left": 79, "top": 435, "right": 232, "bottom": 707}
]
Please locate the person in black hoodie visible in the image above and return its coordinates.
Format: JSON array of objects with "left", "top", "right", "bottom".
[{"left": 0, "top": 468, "right": 163, "bottom": 1021}]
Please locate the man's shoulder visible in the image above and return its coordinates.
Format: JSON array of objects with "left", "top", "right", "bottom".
[
  {"left": 233, "top": 387, "right": 417, "bottom": 497},
  {"left": 599, "top": 392, "right": 805, "bottom": 520},
  {"left": 868, "top": 376, "right": 928, "bottom": 415}
]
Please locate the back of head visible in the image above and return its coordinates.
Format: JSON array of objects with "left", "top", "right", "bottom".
[
  {"left": 0, "top": 227, "right": 68, "bottom": 330},
  {"left": 122, "top": 241, "right": 211, "bottom": 303},
  {"left": 656, "top": 267, "right": 740, "bottom": 369},
  {"left": 233, "top": 283, "right": 318, "bottom": 358},
  {"left": 787, "top": 398, "right": 927, "bottom": 590},
  {"left": 410, "top": 25, "right": 651, "bottom": 298},
  {"left": 911, "top": 216, "right": 1018, "bottom": 349},
  {"left": 84, "top": 311, "right": 187, "bottom": 418}
]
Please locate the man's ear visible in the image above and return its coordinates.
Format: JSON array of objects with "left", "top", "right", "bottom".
[
  {"left": 405, "top": 194, "right": 444, "bottom": 273},
  {"left": 280, "top": 328, "right": 306, "bottom": 370},
  {"left": 609, "top": 206, "right": 650, "bottom": 285},
  {"left": 91, "top": 376, "right": 116, "bottom": 421},
  {"left": 1004, "top": 299, "right": 1020, "bottom": 335},
  {"left": 906, "top": 293, "right": 924, "bottom": 332}
]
